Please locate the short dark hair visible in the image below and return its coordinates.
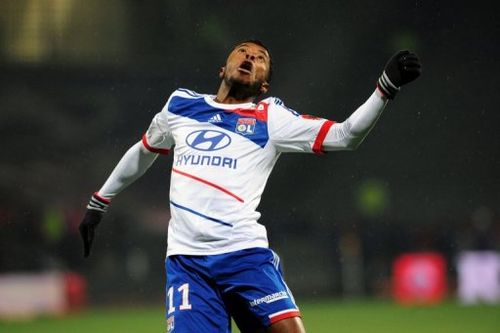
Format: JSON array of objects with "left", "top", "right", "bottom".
[{"left": 234, "top": 39, "right": 273, "bottom": 83}]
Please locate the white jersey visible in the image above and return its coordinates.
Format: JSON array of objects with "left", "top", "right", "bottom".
[{"left": 143, "top": 88, "right": 334, "bottom": 256}]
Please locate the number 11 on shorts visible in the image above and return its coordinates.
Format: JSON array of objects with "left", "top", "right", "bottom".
[{"left": 167, "top": 283, "right": 192, "bottom": 314}]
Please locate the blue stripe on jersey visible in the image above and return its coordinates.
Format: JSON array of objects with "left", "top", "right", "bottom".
[
  {"left": 170, "top": 200, "right": 233, "bottom": 227},
  {"left": 177, "top": 88, "right": 203, "bottom": 98},
  {"left": 168, "top": 95, "right": 269, "bottom": 148}
]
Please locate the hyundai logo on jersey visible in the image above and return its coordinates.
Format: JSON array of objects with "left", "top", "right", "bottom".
[
  {"left": 186, "top": 130, "right": 231, "bottom": 151},
  {"left": 175, "top": 154, "right": 238, "bottom": 169}
]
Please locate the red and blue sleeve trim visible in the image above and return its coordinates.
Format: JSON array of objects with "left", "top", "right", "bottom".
[
  {"left": 268, "top": 309, "right": 301, "bottom": 325},
  {"left": 142, "top": 134, "right": 170, "bottom": 155},
  {"left": 312, "top": 120, "right": 335, "bottom": 155},
  {"left": 93, "top": 192, "right": 111, "bottom": 204}
]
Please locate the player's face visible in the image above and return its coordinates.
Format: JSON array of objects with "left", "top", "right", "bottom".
[{"left": 220, "top": 43, "right": 271, "bottom": 95}]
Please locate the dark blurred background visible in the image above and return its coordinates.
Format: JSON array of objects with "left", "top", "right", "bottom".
[{"left": 0, "top": 0, "right": 499, "bottom": 304}]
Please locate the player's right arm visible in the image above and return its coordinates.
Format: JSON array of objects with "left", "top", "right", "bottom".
[
  {"left": 79, "top": 108, "right": 174, "bottom": 258},
  {"left": 322, "top": 50, "right": 421, "bottom": 150},
  {"left": 268, "top": 50, "right": 421, "bottom": 154}
]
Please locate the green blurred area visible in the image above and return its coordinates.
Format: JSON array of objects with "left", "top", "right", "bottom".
[{"left": 1, "top": 300, "right": 499, "bottom": 333}]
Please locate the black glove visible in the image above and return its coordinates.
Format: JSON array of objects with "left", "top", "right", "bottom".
[
  {"left": 79, "top": 193, "right": 109, "bottom": 258},
  {"left": 377, "top": 50, "right": 421, "bottom": 99}
]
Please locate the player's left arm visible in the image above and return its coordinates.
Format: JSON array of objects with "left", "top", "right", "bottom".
[
  {"left": 79, "top": 108, "right": 174, "bottom": 258},
  {"left": 323, "top": 50, "right": 421, "bottom": 151}
]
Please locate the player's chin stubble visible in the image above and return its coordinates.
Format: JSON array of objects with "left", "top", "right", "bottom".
[{"left": 224, "top": 75, "right": 264, "bottom": 100}]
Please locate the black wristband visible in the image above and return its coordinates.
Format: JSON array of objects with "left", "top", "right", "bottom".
[
  {"left": 377, "top": 71, "right": 400, "bottom": 99},
  {"left": 87, "top": 192, "right": 110, "bottom": 213}
]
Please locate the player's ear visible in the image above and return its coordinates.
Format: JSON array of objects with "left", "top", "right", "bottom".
[
  {"left": 260, "top": 81, "right": 269, "bottom": 94},
  {"left": 219, "top": 67, "right": 225, "bottom": 79}
]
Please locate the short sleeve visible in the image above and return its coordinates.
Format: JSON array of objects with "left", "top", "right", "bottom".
[
  {"left": 142, "top": 103, "right": 175, "bottom": 155},
  {"left": 267, "top": 98, "right": 335, "bottom": 154}
]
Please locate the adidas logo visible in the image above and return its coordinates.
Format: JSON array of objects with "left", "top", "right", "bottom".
[{"left": 208, "top": 113, "right": 223, "bottom": 123}]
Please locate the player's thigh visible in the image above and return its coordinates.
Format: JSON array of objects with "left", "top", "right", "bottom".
[
  {"left": 245, "top": 317, "right": 306, "bottom": 333},
  {"left": 266, "top": 317, "right": 306, "bottom": 333},
  {"left": 166, "top": 256, "right": 231, "bottom": 333},
  {"left": 217, "top": 248, "right": 301, "bottom": 332}
]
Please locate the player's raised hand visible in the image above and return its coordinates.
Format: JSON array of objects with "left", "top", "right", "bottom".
[
  {"left": 377, "top": 50, "right": 422, "bottom": 99},
  {"left": 79, "top": 193, "right": 109, "bottom": 258}
]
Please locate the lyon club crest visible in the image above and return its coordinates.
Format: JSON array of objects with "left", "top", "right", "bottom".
[{"left": 235, "top": 118, "right": 256, "bottom": 135}]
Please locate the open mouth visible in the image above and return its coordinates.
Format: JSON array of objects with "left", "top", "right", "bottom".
[{"left": 238, "top": 61, "right": 253, "bottom": 74}]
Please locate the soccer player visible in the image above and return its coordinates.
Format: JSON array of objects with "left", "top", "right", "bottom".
[{"left": 79, "top": 40, "right": 421, "bottom": 333}]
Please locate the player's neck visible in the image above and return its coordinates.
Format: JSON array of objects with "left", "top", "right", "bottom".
[{"left": 215, "top": 82, "right": 256, "bottom": 105}]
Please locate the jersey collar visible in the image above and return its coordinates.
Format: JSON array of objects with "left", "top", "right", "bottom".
[{"left": 204, "top": 95, "right": 256, "bottom": 110}]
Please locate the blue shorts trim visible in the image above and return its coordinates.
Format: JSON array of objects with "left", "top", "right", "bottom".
[{"left": 165, "top": 247, "right": 299, "bottom": 333}]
